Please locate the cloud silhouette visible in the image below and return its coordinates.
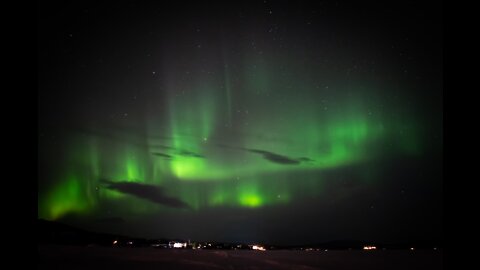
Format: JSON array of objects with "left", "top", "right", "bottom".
[
  {"left": 178, "top": 150, "right": 205, "bottom": 158},
  {"left": 101, "top": 180, "right": 190, "bottom": 209},
  {"left": 151, "top": 152, "right": 173, "bottom": 159},
  {"left": 243, "top": 148, "right": 314, "bottom": 165},
  {"left": 247, "top": 149, "right": 301, "bottom": 164},
  {"left": 298, "top": 157, "right": 315, "bottom": 162},
  {"left": 151, "top": 145, "right": 205, "bottom": 158}
]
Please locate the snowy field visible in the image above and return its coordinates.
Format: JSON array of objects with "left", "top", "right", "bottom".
[{"left": 39, "top": 245, "right": 442, "bottom": 270}]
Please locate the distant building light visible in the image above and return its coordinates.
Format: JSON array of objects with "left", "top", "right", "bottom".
[
  {"left": 363, "top": 246, "right": 377, "bottom": 250},
  {"left": 252, "top": 245, "right": 266, "bottom": 251},
  {"left": 410, "top": 247, "right": 415, "bottom": 251},
  {"left": 113, "top": 240, "right": 118, "bottom": 245},
  {"left": 173, "top": 242, "right": 185, "bottom": 248}
]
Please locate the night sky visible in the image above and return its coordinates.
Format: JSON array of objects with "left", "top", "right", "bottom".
[{"left": 38, "top": 0, "right": 442, "bottom": 245}]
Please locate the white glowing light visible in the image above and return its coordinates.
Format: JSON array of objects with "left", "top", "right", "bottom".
[
  {"left": 173, "top": 242, "right": 184, "bottom": 248},
  {"left": 252, "top": 245, "right": 266, "bottom": 251}
]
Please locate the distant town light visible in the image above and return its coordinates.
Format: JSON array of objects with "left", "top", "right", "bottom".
[
  {"left": 113, "top": 240, "right": 118, "bottom": 245},
  {"left": 173, "top": 242, "right": 185, "bottom": 248},
  {"left": 252, "top": 245, "right": 266, "bottom": 251},
  {"left": 363, "top": 246, "right": 377, "bottom": 250}
]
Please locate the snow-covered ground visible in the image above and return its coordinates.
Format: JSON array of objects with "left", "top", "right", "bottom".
[{"left": 38, "top": 245, "right": 442, "bottom": 270}]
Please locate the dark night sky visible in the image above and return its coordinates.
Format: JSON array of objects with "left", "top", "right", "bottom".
[{"left": 38, "top": 0, "right": 442, "bottom": 245}]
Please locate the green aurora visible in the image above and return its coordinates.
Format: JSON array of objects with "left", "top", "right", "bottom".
[
  {"left": 39, "top": 79, "right": 423, "bottom": 220},
  {"left": 38, "top": 1, "right": 441, "bottom": 244}
]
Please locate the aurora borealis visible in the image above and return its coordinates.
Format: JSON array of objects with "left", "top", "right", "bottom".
[{"left": 39, "top": 0, "right": 442, "bottom": 244}]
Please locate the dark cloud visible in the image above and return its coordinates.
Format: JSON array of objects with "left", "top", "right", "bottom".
[
  {"left": 101, "top": 180, "right": 190, "bottom": 209},
  {"left": 246, "top": 149, "right": 314, "bottom": 165},
  {"left": 247, "top": 149, "right": 300, "bottom": 164},
  {"left": 298, "top": 157, "right": 315, "bottom": 162},
  {"left": 151, "top": 145, "right": 205, "bottom": 158},
  {"left": 216, "top": 145, "right": 313, "bottom": 165},
  {"left": 151, "top": 152, "right": 172, "bottom": 159},
  {"left": 178, "top": 150, "right": 205, "bottom": 158}
]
